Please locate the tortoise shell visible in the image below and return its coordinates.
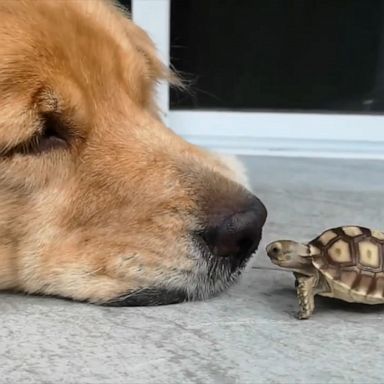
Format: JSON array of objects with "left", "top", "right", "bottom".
[{"left": 308, "top": 226, "right": 384, "bottom": 303}]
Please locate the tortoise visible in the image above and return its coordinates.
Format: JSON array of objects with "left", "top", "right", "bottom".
[{"left": 266, "top": 226, "right": 384, "bottom": 319}]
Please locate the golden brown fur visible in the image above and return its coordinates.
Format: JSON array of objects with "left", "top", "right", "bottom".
[{"left": 0, "top": 0, "right": 266, "bottom": 305}]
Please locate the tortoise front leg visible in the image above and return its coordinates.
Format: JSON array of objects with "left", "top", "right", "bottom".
[{"left": 294, "top": 273, "right": 317, "bottom": 320}]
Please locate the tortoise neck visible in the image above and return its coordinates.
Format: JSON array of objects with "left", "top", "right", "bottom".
[{"left": 292, "top": 264, "right": 317, "bottom": 277}]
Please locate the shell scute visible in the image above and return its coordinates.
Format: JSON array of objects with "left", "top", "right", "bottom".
[{"left": 309, "top": 227, "right": 384, "bottom": 300}]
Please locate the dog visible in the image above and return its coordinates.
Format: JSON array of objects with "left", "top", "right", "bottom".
[{"left": 0, "top": 0, "right": 267, "bottom": 306}]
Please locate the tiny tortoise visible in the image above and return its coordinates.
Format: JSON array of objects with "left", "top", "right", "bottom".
[{"left": 266, "top": 226, "right": 384, "bottom": 319}]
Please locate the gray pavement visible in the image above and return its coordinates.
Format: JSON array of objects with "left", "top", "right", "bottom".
[{"left": 1, "top": 155, "right": 384, "bottom": 384}]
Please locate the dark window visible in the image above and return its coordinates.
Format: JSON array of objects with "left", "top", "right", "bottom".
[
  {"left": 117, "top": 0, "right": 131, "bottom": 12},
  {"left": 170, "top": 0, "right": 384, "bottom": 113}
]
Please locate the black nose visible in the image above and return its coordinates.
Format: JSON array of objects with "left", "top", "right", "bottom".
[{"left": 201, "top": 198, "right": 267, "bottom": 260}]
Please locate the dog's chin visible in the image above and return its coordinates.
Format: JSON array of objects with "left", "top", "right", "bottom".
[
  {"left": 103, "top": 288, "right": 189, "bottom": 307},
  {"left": 103, "top": 238, "right": 261, "bottom": 307}
]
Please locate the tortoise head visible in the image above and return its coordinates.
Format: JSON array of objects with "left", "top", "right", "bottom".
[{"left": 266, "top": 240, "right": 312, "bottom": 271}]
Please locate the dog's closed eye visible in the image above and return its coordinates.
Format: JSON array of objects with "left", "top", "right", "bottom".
[
  {"left": 34, "top": 113, "right": 69, "bottom": 153},
  {"left": 4, "top": 113, "right": 71, "bottom": 156}
]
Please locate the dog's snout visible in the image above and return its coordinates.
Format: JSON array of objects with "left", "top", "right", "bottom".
[{"left": 201, "top": 198, "right": 267, "bottom": 259}]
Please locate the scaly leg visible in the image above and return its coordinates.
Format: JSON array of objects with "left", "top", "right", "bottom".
[{"left": 294, "top": 273, "right": 317, "bottom": 320}]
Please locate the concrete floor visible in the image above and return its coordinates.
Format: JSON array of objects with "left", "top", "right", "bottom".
[{"left": 1, "top": 156, "right": 384, "bottom": 384}]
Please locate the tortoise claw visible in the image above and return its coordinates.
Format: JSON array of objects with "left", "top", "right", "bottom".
[{"left": 297, "top": 311, "right": 311, "bottom": 320}]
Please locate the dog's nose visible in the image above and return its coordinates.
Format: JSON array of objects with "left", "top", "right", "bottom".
[{"left": 201, "top": 198, "right": 267, "bottom": 259}]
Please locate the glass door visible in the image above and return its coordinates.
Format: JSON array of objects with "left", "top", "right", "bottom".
[{"left": 128, "top": 0, "right": 384, "bottom": 159}]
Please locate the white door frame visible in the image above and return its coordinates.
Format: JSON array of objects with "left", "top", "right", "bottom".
[
  {"left": 132, "top": 0, "right": 384, "bottom": 159},
  {"left": 132, "top": 0, "right": 170, "bottom": 124}
]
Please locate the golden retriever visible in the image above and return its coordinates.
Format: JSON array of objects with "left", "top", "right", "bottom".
[{"left": 0, "top": 0, "right": 267, "bottom": 306}]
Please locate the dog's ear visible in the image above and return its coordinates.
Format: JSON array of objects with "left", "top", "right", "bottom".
[
  {"left": 122, "top": 21, "right": 181, "bottom": 88},
  {"left": 111, "top": 2, "right": 184, "bottom": 94},
  {"left": 120, "top": 12, "right": 185, "bottom": 119},
  {"left": 111, "top": 2, "right": 181, "bottom": 87}
]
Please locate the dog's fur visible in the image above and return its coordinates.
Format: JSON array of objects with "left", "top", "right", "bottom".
[{"left": 0, "top": 0, "right": 266, "bottom": 305}]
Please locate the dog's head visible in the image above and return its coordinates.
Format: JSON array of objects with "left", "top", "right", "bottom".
[{"left": 0, "top": 0, "right": 267, "bottom": 305}]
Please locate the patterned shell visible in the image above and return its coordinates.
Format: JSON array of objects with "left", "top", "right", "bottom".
[{"left": 308, "top": 226, "right": 384, "bottom": 301}]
